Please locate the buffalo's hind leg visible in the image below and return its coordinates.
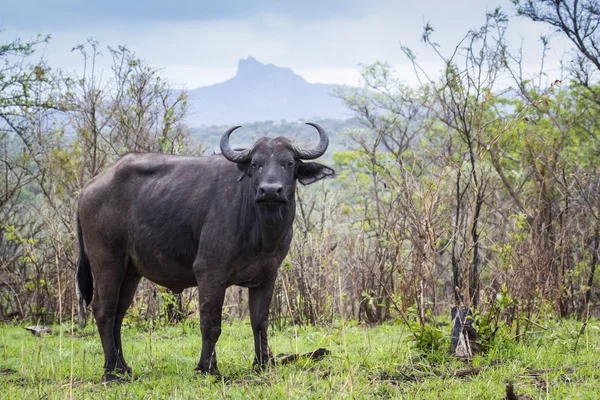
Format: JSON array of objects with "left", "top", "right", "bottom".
[
  {"left": 90, "top": 253, "right": 129, "bottom": 383},
  {"left": 113, "top": 267, "right": 141, "bottom": 377},
  {"left": 249, "top": 277, "right": 277, "bottom": 370}
]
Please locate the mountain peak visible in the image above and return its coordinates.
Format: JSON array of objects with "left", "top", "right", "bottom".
[
  {"left": 187, "top": 58, "right": 350, "bottom": 125},
  {"left": 235, "top": 57, "right": 304, "bottom": 82},
  {"left": 237, "top": 56, "right": 264, "bottom": 71}
]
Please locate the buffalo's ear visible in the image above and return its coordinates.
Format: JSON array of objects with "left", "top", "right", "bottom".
[{"left": 297, "top": 162, "right": 335, "bottom": 185}]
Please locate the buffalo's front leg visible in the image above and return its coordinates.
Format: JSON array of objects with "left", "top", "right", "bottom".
[
  {"left": 249, "top": 277, "right": 276, "bottom": 369},
  {"left": 195, "top": 280, "right": 226, "bottom": 375}
]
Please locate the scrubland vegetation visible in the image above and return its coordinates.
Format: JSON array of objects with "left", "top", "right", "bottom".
[{"left": 2, "top": 1, "right": 600, "bottom": 398}]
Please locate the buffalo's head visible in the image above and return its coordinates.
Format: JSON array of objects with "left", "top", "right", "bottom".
[{"left": 220, "top": 123, "right": 334, "bottom": 209}]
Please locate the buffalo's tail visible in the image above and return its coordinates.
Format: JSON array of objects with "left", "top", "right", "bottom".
[{"left": 76, "top": 214, "right": 93, "bottom": 328}]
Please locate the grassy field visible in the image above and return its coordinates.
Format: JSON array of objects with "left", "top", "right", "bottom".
[{"left": 1, "top": 317, "right": 599, "bottom": 399}]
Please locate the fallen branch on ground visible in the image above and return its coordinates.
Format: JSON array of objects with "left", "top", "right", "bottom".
[{"left": 276, "top": 348, "right": 331, "bottom": 365}]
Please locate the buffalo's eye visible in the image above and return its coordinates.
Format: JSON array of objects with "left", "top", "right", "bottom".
[
  {"left": 251, "top": 163, "right": 258, "bottom": 169},
  {"left": 285, "top": 161, "right": 294, "bottom": 168}
]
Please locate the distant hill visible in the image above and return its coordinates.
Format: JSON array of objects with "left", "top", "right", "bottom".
[
  {"left": 189, "top": 118, "right": 362, "bottom": 158},
  {"left": 185, "top": 57, "right": 353, "bottom": 126}
]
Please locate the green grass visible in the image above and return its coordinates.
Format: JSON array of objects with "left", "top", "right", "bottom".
[{"left": 1, "top": 317, "right": 599, "bottom": 399}]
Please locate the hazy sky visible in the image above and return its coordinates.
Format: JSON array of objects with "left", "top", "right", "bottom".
[{"left": 2, "top": 0, "right": 571, "bottom": 89}]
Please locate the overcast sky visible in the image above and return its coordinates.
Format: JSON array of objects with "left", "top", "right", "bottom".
[{"left": 2, "top": 0, "right": 572, "bottom": 89}]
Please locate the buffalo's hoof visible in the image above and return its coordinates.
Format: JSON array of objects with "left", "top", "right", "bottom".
[
  {"left": 101, "top": 373, "right": 128, "bottom": 384},
  {"left": 194, "top": 364, "right": 222, "bottom": 378},
  {"left": 253, "top": 357, "right": 275, "bottom": 371}
]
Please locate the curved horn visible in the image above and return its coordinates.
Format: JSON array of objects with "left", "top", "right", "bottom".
[
  {"left": 220, "top": 126, "right": 252, "bottom": 163},
  {"left": 293, "top": 122, "right": 329, "bottom": 160}
]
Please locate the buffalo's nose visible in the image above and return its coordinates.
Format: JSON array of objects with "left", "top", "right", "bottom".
[{"left": 259, "top": 183, "right": 283, "bottom": 199}]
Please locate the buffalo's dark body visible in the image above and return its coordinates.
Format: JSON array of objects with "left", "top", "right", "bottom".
[
  {"left": 76, "top": 125, "right": 333, "bottom": 382},
  {"left": 80, "top": 154, "right": 288, "bottom": 292}
]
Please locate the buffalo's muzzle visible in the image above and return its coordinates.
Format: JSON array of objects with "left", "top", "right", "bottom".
[{"left": 257, "top": 183, "right": 286, "bottom": 203}]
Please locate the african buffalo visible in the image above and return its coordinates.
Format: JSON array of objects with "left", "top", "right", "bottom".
[{"left": 76, "top": 123, "right": 334, "bottom": 382}]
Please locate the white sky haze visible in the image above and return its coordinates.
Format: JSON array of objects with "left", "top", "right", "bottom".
[{"left": 2, "top": 0, "right": 572, "bottom": 89}]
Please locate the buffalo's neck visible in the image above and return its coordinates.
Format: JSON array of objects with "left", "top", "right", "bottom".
[{"left": 256, "top": 201, "right": 295, "bottom": 253}]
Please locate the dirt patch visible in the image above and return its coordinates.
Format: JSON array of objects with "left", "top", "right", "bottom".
[{"left": 373, "top": 364, "right": 483, "bottom": 384}]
